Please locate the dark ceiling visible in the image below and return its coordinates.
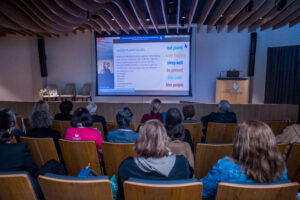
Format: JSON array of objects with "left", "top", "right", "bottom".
[{"left": 0, "top": 0, "right": 299, "bottom": 37}]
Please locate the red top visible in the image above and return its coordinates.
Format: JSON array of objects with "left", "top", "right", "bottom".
[
  {"left": 141, "top": 112, "right": 163, "bottom": 124},
  {"left": 65, "top": 127, "right": 104, "bottom": 150}
]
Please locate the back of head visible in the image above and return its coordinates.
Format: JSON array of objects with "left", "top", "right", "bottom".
[
  {"left": 182, "top": 104, "right": 195, "bottom": 119},
  {"left": 59, "top": 101, "right": 73, "bottom": 114},
  {"left": 30, "top": 110, "right": 52, "bottom": 128},
  {"left": 150, "top": 99, "right": 161, "bottom": 114},
  {"left": 218, "top": 100, "right": 230, "bottom": 113},
  {"left": 233, "top": 120, "right": 285, "bottom": 183},
  {"left": 0, "top": 110, "right": 12, "bottom": 143},
  {"left": 33, "top": 100, "right": 49, "bottom": 112},
  {"left": 86, "top": 102, "right": 97, "bottom": 115},
  {"left": 71, "top": 107, "right": 93, "bottom": 127},
  {"left": 135, "top": 120, "right": 169, "bottom": 158},
  {"left": 0, "top": 108, "right": 17, "bottom": 129},
  {"left": 116, "top": 107, "right": 133, "bottom": 129},
  {"left": 165, "top": 107, "right": 185, "bottom": 141}
]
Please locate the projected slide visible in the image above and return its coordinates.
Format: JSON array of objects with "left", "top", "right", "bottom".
[{"left": 96, "top": 35, "right": 190, "bottom": 96}]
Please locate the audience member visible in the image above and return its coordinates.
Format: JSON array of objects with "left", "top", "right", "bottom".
[
  {"left": 140, "top": 99, "right": 163, "bottom": 123},
  {"left": 27, "top": 110, "right": 61, "bottom": 153},
  {"left": 0, "top": 110, "right": 39, "bottom": 177},
  {"left": 0, "top": 108, "right": 25, "bottom": 143},
  {"left": 200, "top": 120, "right": 288, "bottom": 199},
  {"left": 166, "top": 109, "right": 194, "bottom": 168},
  {"left": 201, "top": 100, "right": 237, "bottom": 137},
  {"left": 182, "top": 104, "right": 198, "bottom": 123},
  {"left": 33, "top": 100, "right": 49, "bottom": 113},
  {"left": 107, "top": 107, "right": 138, "bottom": 143},
  {"left": 165, "top": 107, "right": 194, "bottom": 153},
  {"left": 276, "top": 117, "right": 300, "bottom": 159},
  {"left": 118, "top": 120, "right": 193, "bottom": 199},
  {"left": 86, "top": 102, "right": 107, "bottom": 136},
  {"left": 65, "top": 107, "right": 103, "bottom": 151},
  {"left": 54, "top": 101, "right": 73, "bottom": 121}
]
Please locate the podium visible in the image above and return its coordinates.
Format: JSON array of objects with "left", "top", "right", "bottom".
[{"left": 215, "top": 77, "right": 249, "bottom": 104}]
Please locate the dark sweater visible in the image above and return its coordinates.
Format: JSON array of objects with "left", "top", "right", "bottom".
[
  {"left": 201, "top": 112, "right": 237, "bottom": 136},
  {"left": 118, "top": 155, "right": 193, "bottom": 199},
  {"left": 183, "top": 129, "right": 194, "bottom": 153},
  {"left": 92, "top": 114, "right": 107, "bottom": 136},
  {"left": 54, "top": 113, "right": 72, "bottom": 121}
]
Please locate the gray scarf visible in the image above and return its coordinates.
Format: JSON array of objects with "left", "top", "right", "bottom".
[{"left": 134, "top": 153, "right": 176, "bottom": 177}]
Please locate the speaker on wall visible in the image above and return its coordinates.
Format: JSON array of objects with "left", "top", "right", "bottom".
[
  {"left": 38, "top": 38, "right": 48, "bottom": 77},
  {"left": 248, "top": 32, "right": 257, "bottom": 76}
]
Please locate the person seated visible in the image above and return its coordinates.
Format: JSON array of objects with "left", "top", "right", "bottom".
[
  {"left": 65, "top": 107, "right": 103, "bottom": 152},
  {"left": 118, "top": 120, "right": 193, "bottom": 199},
  {"left": 27, "top": 110, "right": 61, "bottom": 153},
  {"left": 182, "top": 104, "right": 199, "bottom": 123},
  {"left": 0, "top": 110, "right": 39, "bottom": 177},
  {"left": 140, "top": 99, "right": 163, "bottom": 123},
  {"left": 107, "top": 107, "right": 138, "bottom": 143},
  {"left": 0, "top": 108, "right": 25, "bottom": 143},
  {"left": 54, "top": 101, "right": 73, "bottom": 121},
  {"left": 200, "top": 120, "right": 288, "bottom": 199},
  {"left": 276, "top": 117, "right": 300, "bottom": 159},
  {"left": 165, "top": 108, "right": 194, "bottom": 153},
  {"left": 86, "top": 102, "right": 107, "bottom": 136},
  {"left": 167, "top": 118, "right": 194, "bottom": 168},
  {"left": 33, "top": 100, "right": 49, "bottom": 112},
  {"left": 201, "top": 99, "right": 237, "bottom": 137}
]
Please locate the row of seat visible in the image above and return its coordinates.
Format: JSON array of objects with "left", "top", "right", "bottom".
[
  {"left": 18, "top": 137, "right": 300, "bottom": 183},
  {"left": 0, "top": 171, "right": 299, "bottom": 200}
]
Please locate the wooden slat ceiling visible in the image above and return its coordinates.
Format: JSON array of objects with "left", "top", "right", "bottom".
[{"left": 0, "top": 0, "right": 299, "bottom": 37}]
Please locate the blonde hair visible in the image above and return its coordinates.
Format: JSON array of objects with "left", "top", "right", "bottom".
[
  {"left": 233, "top": 120, "right": 285, "bottom": 183},
  {"left": 135, "top": 120, "right": 169, "bottom": 158}
]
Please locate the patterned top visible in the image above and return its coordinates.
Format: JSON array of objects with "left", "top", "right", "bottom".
[{"left": 200, "top": 157, "right": 288, "bottom": 199}]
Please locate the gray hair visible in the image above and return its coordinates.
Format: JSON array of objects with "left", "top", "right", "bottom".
[
  {"left": 218, "top": 100, "right": 230, "bottom": 112},
  {"left": 30, "top": 111, "right": 52, "bottom": 128},
  {"left": 150, "top": 99, "right": 161, "bottom": 113},
  {"left": 86, "top": 102, "right": 97, "bottom": 115},
  {"left": 33, "top": 100, "right": 49, "bottom": 113}
]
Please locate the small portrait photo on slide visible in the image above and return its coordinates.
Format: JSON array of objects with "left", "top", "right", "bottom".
[{"left": 98, "top": 60, "right": 113, "bottom": 74}]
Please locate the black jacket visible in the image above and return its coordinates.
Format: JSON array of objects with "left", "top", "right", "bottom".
[
  {"left": 201, "top": 112, "right": 237, "bottom": 136},
  {"left": 92, "top": 114, "right": 107, "bottom": 136},
  {"left": 54, "top": 113, "right": 72, "bottom": 121},
  {"left": 0, "top": 143, "right": 39, "bottom": 177}
]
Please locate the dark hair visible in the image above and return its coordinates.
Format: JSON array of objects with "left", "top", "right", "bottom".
[
  {"left": 165, "top": 107, "right": 185, "bottom": 141},
  {"left": 182, "top": 104, "right": 195, "bottom": 119},
  {"left": 0, "top": 110, "right": 11, "bottom": 143},
  {"left": 116, "top": 107, "right": 133, "bottom": 129},
  {"left": 59, "top": 101, "right": 73, "bottom": 114},
  {"left": 71, "top": 107, "right": 93, "bottom": 127}
]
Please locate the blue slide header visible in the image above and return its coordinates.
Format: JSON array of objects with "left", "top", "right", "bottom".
[{"left": 120, "top": 36, "right": 165, "bottom": 42}]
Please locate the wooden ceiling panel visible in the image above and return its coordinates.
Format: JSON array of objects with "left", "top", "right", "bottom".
[
  {"left": 228, "top": 0, "right": 266, "bottom": 32},
  {"left": 0, "top": 0, "right": 298, "bottom": 37}
]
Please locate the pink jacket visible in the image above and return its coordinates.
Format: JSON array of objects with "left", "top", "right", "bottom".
[{"left": 65, "top": 127, "right": 104, "bottom": 150}]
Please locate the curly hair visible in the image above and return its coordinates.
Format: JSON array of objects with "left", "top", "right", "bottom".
[
  {"left": 135, "top": 120, "right": 169, "bottom": 158},
  {"left": 30, "top": 110, "right": 52, "bottom": 128},
  {"left": 233, "top": 120, "right": 286, "bottom": 183}
]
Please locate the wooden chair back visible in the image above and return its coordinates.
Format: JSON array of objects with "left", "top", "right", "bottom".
[
  {"left": 286, "top": 144, "right": 300, "bottom": 183},
  {"left": 16, "top": 116, "right": 23, "bottom": 130},
  {"left": 184, "top": 122, "right": 203, "bottom": 150},
  {"left": 38, "top": 174, "right": 113, "bottom": 200},
  {"left": 106, "top": 123, "right": 135, "bottom": 133},
  {"left": 51, "top": 120, "right": 61, "bottom": 133},
  {"left": 277, "top": 143, "right": 288, "bottom": 155},
  {"left": 206, "top": 122, "right": 237, "bottom": 143},
  {"left": 10, "top": 136, "right": 17, "bottom": 143},
  {"left": 215, "top": 182, "right": 299, "bottom": 200},
  {"left": 52, "top": 120, "right": 71, "bottom": 138},
  {"left": 59, "top": 139, "right": 101, "bottom": 176},
  {"left": 124, "top": 180, "right": 203, "bottom": 200},
  {"left": 264, "top": 121, "right": 289, "bottom": 136},
  {"left": 102, "top": 142, "right": 137, "bottom": 178},
  {"left": 0, "top": 173, "right": 38, "bottom": 200},
  {"left": 194, "top": 143, "right": 233, "bottom": 179},
  {"left": 20, "top": 137, "right": 60, "bottom": 167},
  {"left": 92, "top": 122, "right": 105, "bottom": 139},
  {"left": 23, "top": 118, "right": 32, "bottom": 130}
]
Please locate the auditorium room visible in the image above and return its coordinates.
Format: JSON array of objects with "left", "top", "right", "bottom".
[{"left": 0, "top": 0, "right": 300, "bottom": 199}]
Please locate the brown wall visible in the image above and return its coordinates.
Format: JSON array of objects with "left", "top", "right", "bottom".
[{"left": 0, "top": 101, "right": 298, "bottom": 127}]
